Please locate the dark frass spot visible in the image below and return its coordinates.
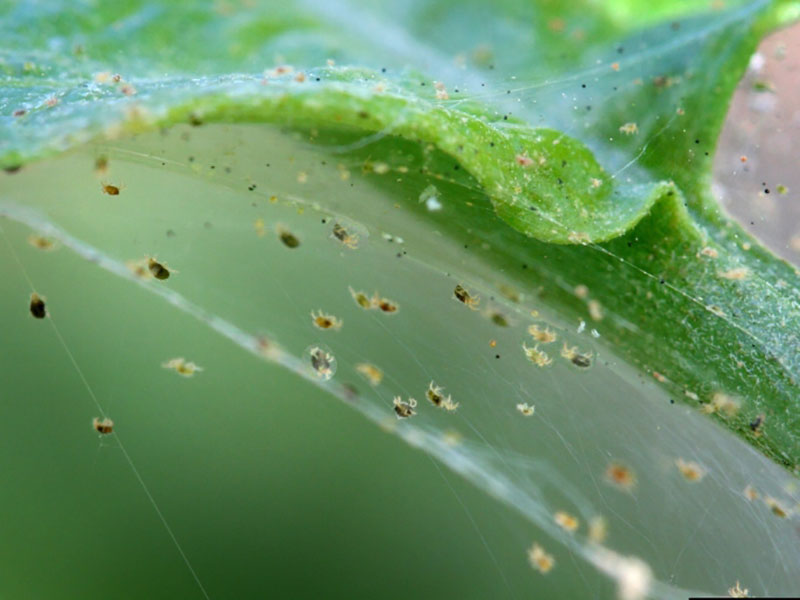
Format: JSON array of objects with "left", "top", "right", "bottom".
[
  {"left": 29, "top": 293, "right": 46, "bottom": 319},
  {"left": 490, "top": 312, "right": 509, "bottom": 327}
]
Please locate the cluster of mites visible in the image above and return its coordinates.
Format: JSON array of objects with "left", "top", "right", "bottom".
[
  {"left": 392, "top": 382, "right": 460, "bottom": 419},
  {"left": 453, "top": 283, "right": 593, "bottom": 369}
]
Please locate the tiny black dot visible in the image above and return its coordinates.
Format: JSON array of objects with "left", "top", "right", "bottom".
[
  {"left": 581, "top": 84, "right": 586, "bottom": 88},
  {"left": 495, "top": 354, "right": 500, "bottom": 359}
]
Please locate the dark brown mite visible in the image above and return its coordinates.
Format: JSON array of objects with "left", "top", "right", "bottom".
[
  {"left": 279, "top": 230, "right": 300, "bottom": 248},
  {"left": 29, "top": 293, "right": 46, "bottom": 319},
  {"left": 332, "top": 223, "right": 347, "bottom": 242},
  {"left": 147, "top": 258, "right": 170, "bottom": 280},
  {"left": 310, "top": 347, "right": 332, "bottom": 373},
  {"left": 101, "top": 182, "right": 120, "bottom": 195},
  {"left": 92, "top": 417, "right": 114, "bottom": 435},
  {"left": 377, "top": 299, "right": 397, "bottom": 313},
  {"left": 571, "top": 353, "right": 592, "bottom": 368},
  {"left": 453, "top": 284, "right": 479, "bottom": 309}
]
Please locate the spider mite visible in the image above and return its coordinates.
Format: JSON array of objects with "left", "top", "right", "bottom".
[
  {"left": 426, "top": 382, "right": 459, "bottom": 411},
  {"left": 100, "top": 182, "right": 121, "bottom": 195},
  {"left": 605, "top": 462, "right": 636, "bottom": 491},
  {"left": 675, "top": 458, "right": 706, "bottom": 482},
  {"left": 308, "top": 345, "right": 336, "bottom": 380},
  {"left": 527, "top": 543, "right": 554, "bottom": 574},
  {"left": 93, "top": 417, "right": 114, "bottom": 435},
  {"left": 311, "top": 310, "right": 343, "bottom": 331},
  {"left": 147, "top": 257, "right": 172, "bottom": 280},
  {"left": 162, "top": 357, "right": 203, "bottom": 377},
  {"left": 27, "top": 234, "right": 56, "bottom": 251},
  {"left": 553, "top": 511, "right": 579, "bottom": 533},
  {"left": 560, "top": 343, "right": 592, "bottom": 368},
  {"left": 375, "top": 296, "right": 399, "bottom": 314},
  {"left": 277, "top": 226, "right": 300, "bottom": 248},
  {"left": 522, "top": 342, "right": 552, "bottom": 367},
  {"left": 393, "top": 396, "right": 417, "bottom": 419},
  {"left": 516, "top": 402, "right": 535, "bottom": 416},
  {"left": 528, "top": 324, "right": 556, "bottom": 343},
  {"left": 426, "top": 381, "right": 445, "bottom": 407},
  {"left": 332, "top": 223, "right": 359, "bottom": 249},
  {"left": 453, "top": 284, "right": 480, "bottom": 309},
  {"left": 356, "top": 363, "right": 383, "bottom": 386},
  {"left": 349, "top": 287, "right": 373, "bottom": 309},
  {"left": 29, "top": 292, "right": 46, "bottom": 319}
]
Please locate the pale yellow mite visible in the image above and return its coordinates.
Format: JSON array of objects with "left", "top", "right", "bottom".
[
  {"left": 311, "top": 310, "right": 343, "bottom": 331},
  {"left": 355, "top": 363, "right": 383, "bottom": 386},
  {"left": 162, "top": 357, "right": 203, "bottom": 377},
  {"left": 522, "top": 342, "right": 552, "bottom": 367},
  {"left": 675, "top": 458, "right": 706, "bottom": 482},
  {"left": 527, "top": 543, "right": 555, "bottom": 574},
  {"left": 516, "top": 402, "right": 535, "bottom": 416},
  {"left": 27, "top": 234, "right": 56, "bottom": 251},
  {"left": 528, "top": 324, "right": 556, "bottom": 344},
  {"left": 554, "top": 511, "right": 579, "bottom": 533}
]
